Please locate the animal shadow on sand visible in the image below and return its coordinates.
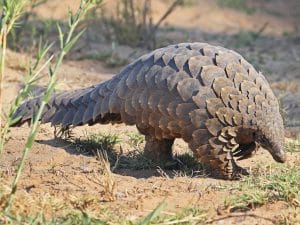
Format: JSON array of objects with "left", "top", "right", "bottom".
[{"left": 37, "top": 137, "right": 206, "bottom": 179}]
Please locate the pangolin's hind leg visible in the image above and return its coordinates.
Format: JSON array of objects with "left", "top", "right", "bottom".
[{"left": 144, "top": 136, "right": 174, "bottom": 162}]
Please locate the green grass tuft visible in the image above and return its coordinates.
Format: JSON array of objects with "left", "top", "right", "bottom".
[
  {"left": 224, "top": 163, "right": 300, "bottom": 212},
  {"left": 73, "top": 132, "right": 157, "bottom": 170},
  {"left": 74, "top": 132, "right": 121, "bottom": 155},
  {"left": 127, "top": 132, "right": 145, "bottom": 148}
]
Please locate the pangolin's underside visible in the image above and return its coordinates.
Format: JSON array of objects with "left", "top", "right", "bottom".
[{"left": 12, "top": 42, "right": 286, "bottom": 179}]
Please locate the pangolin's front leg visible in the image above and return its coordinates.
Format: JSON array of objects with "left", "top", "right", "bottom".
[
  {"left": 197, "top": 150, "right": 249, "bottom": 179},
  {"left": 189, "top": 126, "right": 253, "bottom": 179}
]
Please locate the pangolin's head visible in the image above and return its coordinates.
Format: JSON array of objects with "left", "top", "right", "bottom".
[{"left": 255, "top": 110, "right": 286, "bottom": 163}]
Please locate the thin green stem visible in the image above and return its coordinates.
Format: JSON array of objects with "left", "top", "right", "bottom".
[
  {"left": 3, "top": 0, "right": 98, "bottom": 214},
  {"left": 0, "top": 27, "right": 8, "bottom": 143},
  {"left": 3, "top": 101, "right": 46, "bottom": 213},
  {"left": 0, "top": 0, "right": 28, "bottom": 155},
  {"left": 0, "top": 55, "right": 53, "bottom": 157}
]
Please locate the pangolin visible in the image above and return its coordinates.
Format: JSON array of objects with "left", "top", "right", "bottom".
[{"left": 11, "top": 42, "right": 286, "bottom": 179}]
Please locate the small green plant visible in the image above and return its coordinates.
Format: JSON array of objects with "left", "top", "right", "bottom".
[
  {"left": 75, "top": 132, "right": 121, "bottom": 154},
  {"left": 224, "top": 192, "right": 266, "bottom": 212},
  {"left": 91, "top": 133, "right": 121, "bottom": 150},
  {"left": 128, "top": 132, "right": 144, "bottom": 148}
]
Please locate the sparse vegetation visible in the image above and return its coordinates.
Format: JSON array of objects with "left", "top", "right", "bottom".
[
  {"left": 224, "top": 163, "right": 300, "bottom": 212},
  {"left": 127, "top": 132, "right": 144, "bottom": 148},
  {"left": 74, "top": 132, "right": 121, "bottom": 155}
]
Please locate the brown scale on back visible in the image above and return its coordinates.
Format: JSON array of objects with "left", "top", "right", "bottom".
[{"left": 12, "top": 42, "right": 286, "bottom": 179}]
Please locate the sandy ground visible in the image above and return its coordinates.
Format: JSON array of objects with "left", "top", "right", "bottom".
[{"left": 1, "top": 0, "right": 300, "bottom": 224}]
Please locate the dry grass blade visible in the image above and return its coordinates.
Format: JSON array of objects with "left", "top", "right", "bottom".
[{"left": 96, "top": 150, "right": 116, "bottom": 202}]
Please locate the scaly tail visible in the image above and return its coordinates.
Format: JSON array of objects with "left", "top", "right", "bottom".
[{"left": 11, "top": 77, "right": 122, "bottom": 127}]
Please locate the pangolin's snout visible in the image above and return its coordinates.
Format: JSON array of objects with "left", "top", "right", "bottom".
[
  {"left": 269, "top": 144, "right": 286, "bottom": 163},
  {"left": 272, "top": 151, "right": 286, "bottom": 163}
]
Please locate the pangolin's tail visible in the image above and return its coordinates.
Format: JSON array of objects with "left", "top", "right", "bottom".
[{"left": 11, "top": 78, "right": 123, "bottom": 127}]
